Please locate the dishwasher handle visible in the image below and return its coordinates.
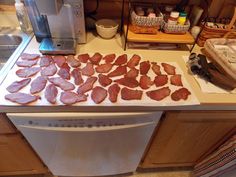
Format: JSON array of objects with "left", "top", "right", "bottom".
[{"left": 18, "top": 122, "right": 156, "bottom": 132}]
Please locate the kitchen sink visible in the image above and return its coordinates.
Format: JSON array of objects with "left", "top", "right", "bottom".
[{"left": 0, "top": 27, "right": 32, "bottom": 84}]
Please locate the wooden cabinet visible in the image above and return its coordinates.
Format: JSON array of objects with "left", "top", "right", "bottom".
[
  {"left": 0, "top": 113, "right": 47, "bottom": 176},
  {"left": 141, "top": 111, "right": 236, "bottom": 168}
]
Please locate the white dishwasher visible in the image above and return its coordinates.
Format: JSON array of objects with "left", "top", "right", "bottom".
[{"left": 7, "top": 112, "right": 162, "bottom": 177}]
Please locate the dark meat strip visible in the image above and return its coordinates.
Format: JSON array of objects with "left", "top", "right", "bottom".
[
  {"left": 98, "top": 74, "right": 112, "bottom": 87},
  {"left": 49, "top": 77, "right": 75, "bottom": 91},
  {"left": 151, "top": 62, "right": 161, "bottom": 75},
  {"left": 95, "top": 63, "right": 113, "bottom": 73},
  {"left": 67, "top": 55, "right": 81, "bottom": 68},
  {"left": 125, "top": 68, "right": 139, "bottom": 78},
  {"left": 89, "top": 52, "right": 102, "bottom": 65},
  {"left": 45, "top": 84, "right": 58, "bottom": 104},
  {"left": 107, "top": 65, "right": 127, "bottom": 77},
  {"left": 140, "top": 61, "right": 150, "bottom": 75},
  {"left": 53, "top": 55, "right": 66, "bottom": 67},
  {"left": 78, "top": 53, "right": 90, "bottom": 63},
  {"left": 77, "top": 76, "right": 97, "bottom": 94},
  {"left": 6, "top": 78, "right": 31, "bottom": 93},
  {"left": 113, "top": 54, "right": 127, "bottom": 65},
  {"left": 30, "top": 76, "right": 47, "bottom": 94},
  {"left": 161, "top": 63, "right": 176, "bottom": 75},
  {"left": 171, "top": 88, "right": 191, "bottom": 101},
  {"left": 60, "top": 91, "right": 87, "bottom": 105},
  {"left": 91, "top": 86, "right": 107, "bottom": 104},
  {"left": 16, "top": 60, "right": 38, "bottom": 67},
  {"left": 58, "top": 63, "right": 70, "bottom": 80},
  {"left": 154, "top": 75, "right": 168, "bottom": 87},
  {"left": 41, "top": 63, "right": 57, "bottom": 76},
  {"left": 103, "top": 54, "right": 116, "bottom": 63},
  {"left": 40, "top": 55, "right": 53, "bottom": 67},
  {"left": 127, "top": 54, "right": 141, "bottom": 68},
  {"left": 21, "top": 53, "right": 40, "bottom": 60},
  {"left": 108, "top": 84, "right": 120, "bottom": 103},
  {"left": 5, "top": 93, "right": 39, "bottom": 105},
  {"left": 121, "top": 87, "right": 143, "bottom": 100},
  {"left": 114, "top": 77, "right": 139, "bottom": 88},
  {"left": 170, "top": 74, "right": 183, "bottom": 86},
  {"left": 140, "top": 75, "right": 153, "bottom": 90},
  {"left": 81, "top": 62, "right": 95, "bottom": 76},
  {"left": 16, "top": 67, "right": 41, "bottom": 78},
  {"left": 71, "top": 68, "right": 84, "bottom": 85},
  {"left": 146, "top": 87, "right": 171, "bottom": 101}
]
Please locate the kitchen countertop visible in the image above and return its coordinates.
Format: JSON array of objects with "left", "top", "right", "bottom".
[{"left": 0, "top": 32, "right": 236, "bottom": 112}]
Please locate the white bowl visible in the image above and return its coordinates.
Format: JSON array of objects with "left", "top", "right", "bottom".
[{"left": 95, "top": 19, "right": 119, "bottom": 39}]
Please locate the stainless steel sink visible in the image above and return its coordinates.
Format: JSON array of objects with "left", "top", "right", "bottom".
[{"left": 0, "top": 27, "right": 33, "bottom": 84}]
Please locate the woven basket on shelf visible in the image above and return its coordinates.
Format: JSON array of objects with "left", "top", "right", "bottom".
[
  {"left": 130, "top": 9, "right": 163, "bottom": 34},
  {"left": 163, "top": 20, "right": 190, "bottom": 34}
]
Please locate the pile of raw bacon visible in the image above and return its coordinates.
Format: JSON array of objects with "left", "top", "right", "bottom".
[{"left": 4, "top": 53, "right": 191, "bottom": 105}]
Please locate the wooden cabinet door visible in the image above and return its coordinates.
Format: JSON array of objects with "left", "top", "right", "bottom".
[
  {"left": 0, "top": 134, "right": 47, "bottom": 176},
  {"left": 141, "top": 111, "right": 236, "bottom": 168},
  {"left": 0, "top": 113, "right": 16, "bottom": 134}
]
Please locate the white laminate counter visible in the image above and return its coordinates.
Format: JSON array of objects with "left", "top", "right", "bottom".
[{"left": 0, "top": 32, "right": 236, "bottom": 112}]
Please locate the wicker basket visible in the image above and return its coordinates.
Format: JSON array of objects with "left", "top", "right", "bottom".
[
  {"left": 163, "top": 20, "right": 190, "bottom": 34},
  {"left": 197, "top": 7, "right": 236, "bottom": 47},
  {"left": 130, "top": 9, "right": 163, "bottom": 34}
]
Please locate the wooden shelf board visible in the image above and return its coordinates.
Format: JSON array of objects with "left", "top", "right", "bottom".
[{"left": 124, "top": 25, "right": 194, "bottom": 44}]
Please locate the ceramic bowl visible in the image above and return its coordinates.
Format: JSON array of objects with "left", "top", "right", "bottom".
[{"left": 95, "top": 19, "right": 119, "bottom": 39}]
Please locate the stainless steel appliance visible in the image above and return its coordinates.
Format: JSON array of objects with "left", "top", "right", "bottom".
[
  {"left": 8, "top": 112, "right": 162, "bottom": 177},
  {"left": 24, "top": 0, "right": 86, "bottom": 54}
]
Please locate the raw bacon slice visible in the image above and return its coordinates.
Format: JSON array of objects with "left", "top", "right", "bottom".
[
  {"left": 40, "top": 55, "right": 53, "bottom": 67},
  {"left": 45, "top": 84, "right": 58, "bottom": 104},
  {"left": 53, "top": 55, "right": 66, "bottom": 67},
  {"left": 58, "top": 63, "right": 70, "bottom": 80},
  {"left": 107, "top": 65, "right": 127, "bottom": 77},
  {"left": 125, "top": 68, "right": 139, "bottom": 78},
  {"left": 16, "top": 67, "right": 40, "bottom": 78},
  {"left": 67, "top": 55, "right": 81, "bottom": 68},
  {"left": 121, "top": 87, "right": 142, "bottom": 100},
  {"left": 140, "top": 75, "right": 153, "bottom": 89},
  {"left": 140, "top": 61, "right": 150, "bottom": 75},
  {"left": 161, "top": 63, "right": 176, "bottom": 75},
  {"left": 81, "top": 62, "right": 95, "bottom": 76},
  {"left": 103, "top": 54, "right": 116, "bottom": 63},
  {"left": 98, "top": 74, "right": 112, "bottom": 87},
  {"left": 16, "top": 60, "right": 38, "bottom": 67},
  {"left": 113, "top": 54, "right": 127, "bottom": 65},
  {"left": 171, "top": 88, "right": 191, "bottom": 101},
  {"left": 127, "top": 54, "right": 141, "bottom": 68},
  {"left": 91, "top": 86, "right": 107, "bottom": 104},
  {"left": 89, "top": 52, "right": 102, "bottom": 65},
  {"left": 78, "top": 53, "right": 90, "bottom": 63},
  {"left": 108, "top": 84, "right": 120, "bottom": 103},
  {"left": 5, "top": 93, "right": 39, "bottom": 105},
  {"left": 95, "top": 63, "right": 113, "bottom": 73},
  {"left": 146, "top": 87, "right": 171, "bottom": 101},
  {"left": 115, "top": 77, "right": 139, "bottom": 88},
  {"left": 71, "top": 68, "right": 84, "bottom": 85},
  {"left": 154, "top": 75, "right": 168, "bottom": 87},
  {"left": 60, "top": 91, "right": 87, "bottom": 105},
  {"left": 77, "top": 76, "right": 97, "bottom": 94},
  {"left": 49, "top": 77, "right": 75, "bottom": 91},
  {"left": 170, "top": 74, "right": 183, "bottom": 86},
  {"left": 41, "top": 63, "right": 57, "bottom": 76},
  {"left": 21, "top": 53, "right": 40, "bottom": 60},
  {"left": 151, "top": 62, "right": 161, "bottom": 75},
  {"left": 30, "top": 76, "right": 47, "bottom": 94},
  {"left": 6, "top": 78, "right": 31, "bottom": 93}
]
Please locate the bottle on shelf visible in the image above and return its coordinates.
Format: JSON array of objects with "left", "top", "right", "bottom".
[{"left": 15, "top": 0, "right": 30, "bottom": 33}]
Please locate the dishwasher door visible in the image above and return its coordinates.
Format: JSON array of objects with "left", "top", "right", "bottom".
[{"left": 7, "top": 112, "right": 162, "bottom": 177}]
